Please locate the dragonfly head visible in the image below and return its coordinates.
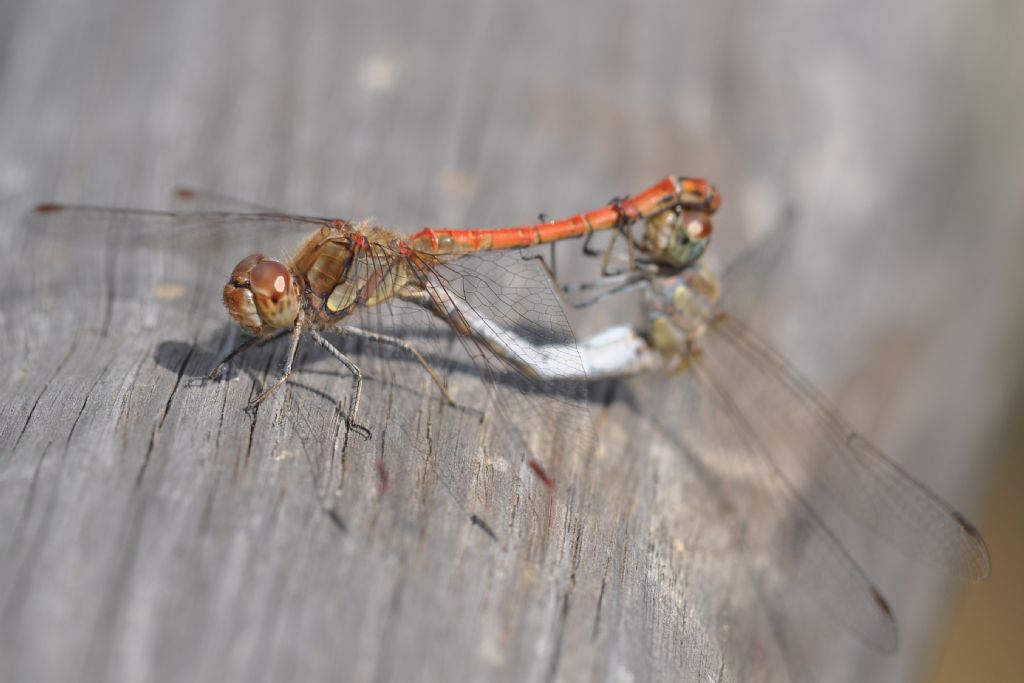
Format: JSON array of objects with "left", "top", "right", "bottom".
[
  {"left": 223, "top": 254, "right": 301, "bottom": 335},
  {"left": 642, "top": 207, "right": 713, "bottom": 270}
]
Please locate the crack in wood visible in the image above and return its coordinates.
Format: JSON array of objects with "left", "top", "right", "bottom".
[
  {"left": 543, "top": 590, "right": 572, "bottom": 683},
  {"left": 12, "top": 335, "right": 81, "bottom": 452},
  {"left": 136, "top": 344, "right": 195, "bottom": 487}
]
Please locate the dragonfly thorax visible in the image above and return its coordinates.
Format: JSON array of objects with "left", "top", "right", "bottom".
[
  {"left": 223, "top": 254, "right": 301, "bottom": 336},
  {"left": 644, "top": 266, "right": 721, "bottom": 353}
]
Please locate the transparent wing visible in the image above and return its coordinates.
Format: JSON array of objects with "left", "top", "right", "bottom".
[
  {"left": 24, "top": 197, "right": 335, "bottom": 341},
  {"left": 29, "top": 196, "right": 595, "bottom": 549},
  {"left": 703, "top": 313, "right": 990, "bottom": 580},
  {"left": 29, "top": 198, "right": 335, "bottom": 256},
  {"left": 282, "top": 282, "right": 498, "bottom": 538},
  {"left": 293, "top": 246, "right": 595, "bottom": 549},
  {"left": 627, "top": 350, "right": 900, "bottom": 652},
  {"left": 708, "top": 207, "right": 989, "bottom": 580},
  {"left": 407, "top": 249, "right": 596, "bottom": 489},
  {"left": 34, "top": 197, "right": 334, "bottom": 230},
  {"left": 717, "top": 204, "right": 797, "bottom": 326}
]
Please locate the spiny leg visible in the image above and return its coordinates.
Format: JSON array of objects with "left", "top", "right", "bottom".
[
  {"left": 583, "top": 231, "right": 657, "bottom": 281},
  {"left": 519, "top": 221, "right": 616, "bottom": 311},
  {"left": 580, "top": 229, "right": 605, "bottom": 259},
  {"left": 602, "top": 196, "right": 643, "bottom": 277},
  {"left": 537, "top": 212, "right": 559, "bottom": 281},
  {"left": 564, "top": 274, "right": 647, "bottom": 309},
  {"left": 308, "top": 329, "right": 371, "bottom": 439},
  {"left": 204, "top": 328, "right": 290, "bottom": 381},
  {"left": 247, "top": 316, "right": 304, "bottom": 411},
  {"left": 333, "top": 324, "right": 456, "bottom": 406},
  {"left": 530, "top": 198, "right": 649, "bottom": 297},
  {"left": 598, "top": 228, "right": 620, "bottom": 277},
  {"left": 520, "top": 248, "right": 646, "bottom": 311},
  {"left": 576, "top": 211, "right": 636, "bottom": 278}
]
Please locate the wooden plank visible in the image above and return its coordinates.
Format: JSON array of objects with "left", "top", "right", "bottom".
[{"left": 1, "top": 0, "right": 1022, "bottom": 681}]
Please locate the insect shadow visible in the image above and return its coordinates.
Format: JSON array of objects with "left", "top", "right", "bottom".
[{"left": 152, "top": 321, "right": 588, "bottom": 404}]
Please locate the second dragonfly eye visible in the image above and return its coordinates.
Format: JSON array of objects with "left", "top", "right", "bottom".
[{"left": 685, "top": 214, "right": 712, "bottom": 241}]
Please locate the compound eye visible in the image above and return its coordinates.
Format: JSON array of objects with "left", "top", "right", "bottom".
[
  {"left": 250, "top": 260, "right": 291, "bottom": 302},
  {"left": 229, "top": 253, "right": 264, "bottom": 286},
  {"left": 685, "top": 215, "right": 712, "bottom": 241}
]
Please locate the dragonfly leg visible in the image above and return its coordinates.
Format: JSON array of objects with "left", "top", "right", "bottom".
[
  {"left": 333, "top": 324, "right": 456, "bottom": 406},
  {"left": 518, "top": 249, "right": 646, "bottom": 310},
  {"left": 604, "top": 196, "right": 641, "bottom": 277},
  {"left": 204, "top": 328, "right": 290, "bottom": 381},
  {"left": 528, "top": 198, "right": 654, "bottom": 302},
  {"left": 598, "top": 229, "right": 620, "bottom": 276},
  {"left": 534, "top": 212, "right": 562, "bottom": 282},
  {"left": 580, "top": 230, "right": 604, "bottom": 258},
  {"left": 247, "top": 318, "right": 304, "bottom": 411},
  {"left": 564, "top": 274, "right": 648, "bottom": 309},
  {"left": 574, "top": 200, "right": 641, "bottom": 278},
  {"left": 308, "top": 329, "right": 371, "bottom": 440}
]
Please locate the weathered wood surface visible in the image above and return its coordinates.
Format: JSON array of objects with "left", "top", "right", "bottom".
[{"left": 1, "top": 1, "right": 1022, "bottom": 681}]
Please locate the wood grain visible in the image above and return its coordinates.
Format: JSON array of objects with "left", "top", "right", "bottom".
[{"left": 1, "top": 0, "right": 1022, "bottom": 681}]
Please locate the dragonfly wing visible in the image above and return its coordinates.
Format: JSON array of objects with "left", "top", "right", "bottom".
[
  {"left": 703, "top": 312, "right": 991, "bottom": 580},
  {"left": 632, "top": 353, "right": 899, "bottom": 651},
  {"left": 27, "top": 199, "right": 340, "bottom": 320},
  {"left": 30, "top": 200, "right": 332, "bottom": 253},
  {"left": 412, "top": 249, "right": 596, "bottom": 479},
  {"left": 301, "top": 246, "right": 595, "bottom": 547},
  {"left": 717, "top": 206, "right": 798, "bottom": 327}
]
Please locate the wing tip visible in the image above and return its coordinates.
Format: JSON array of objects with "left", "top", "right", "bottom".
[
  {"left": 952, "top": 511, "right": 993, "bottom": 580},
  {"left": 870, "top": 586, "right": 900, "bottom": 653}
]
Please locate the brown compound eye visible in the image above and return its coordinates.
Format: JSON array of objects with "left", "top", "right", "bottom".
[
  {"left": 249, "top": 259, "right": 299, "bottom": 330},
  {"left": 223, "top": 253, "right": 266, "bottom": 335},
  {"left": 250, "top": 260, "right": 292, "bottom": 302},
  {"left": 684, "top": 212, "right": 712, "bottom": 240},
  {"left": 229, "top": 253, "right": 265, "bottom": 285},
  {"left": 223, "top": 255, "right": 298, "bottom": 335}
]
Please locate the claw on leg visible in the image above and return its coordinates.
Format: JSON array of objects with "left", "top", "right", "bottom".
[
  {"left": 246, "top": 316, "right": 305, "bottom": 411},
  {"left": 349, "top": 422, "right": 373, "bottom": 441},
  {"left": 199, "top": 328, "right": 290, "bottom": 384}
]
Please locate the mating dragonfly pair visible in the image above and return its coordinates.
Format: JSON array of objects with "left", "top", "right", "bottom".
[{"left": 36, "top": 175, "right": 989, "bottom": 652}]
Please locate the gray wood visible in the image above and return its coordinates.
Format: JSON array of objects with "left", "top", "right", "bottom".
[{"left": 1, "top": 0, "right": 1021, "bottom": 681}]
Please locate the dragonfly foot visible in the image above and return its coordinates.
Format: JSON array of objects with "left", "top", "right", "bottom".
[
  {"left": 245, "top": 389, "right": 278, "bottom": 413},
  {"left": 187, "top": 368, "right": 227, "bottom": 388},
  {"left": 200, "top": 366, "right": 227, "bottom": 383},
  {"left": 348, "top": 421, "right": 372, "bottom": 441}
]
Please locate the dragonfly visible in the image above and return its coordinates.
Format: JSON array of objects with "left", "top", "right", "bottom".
[
  {"left": 34, "top": 177, "right": 720, "bottom": 482},
  {"left": 457, "top": 192, "right": 992, "bottom": 652}
]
